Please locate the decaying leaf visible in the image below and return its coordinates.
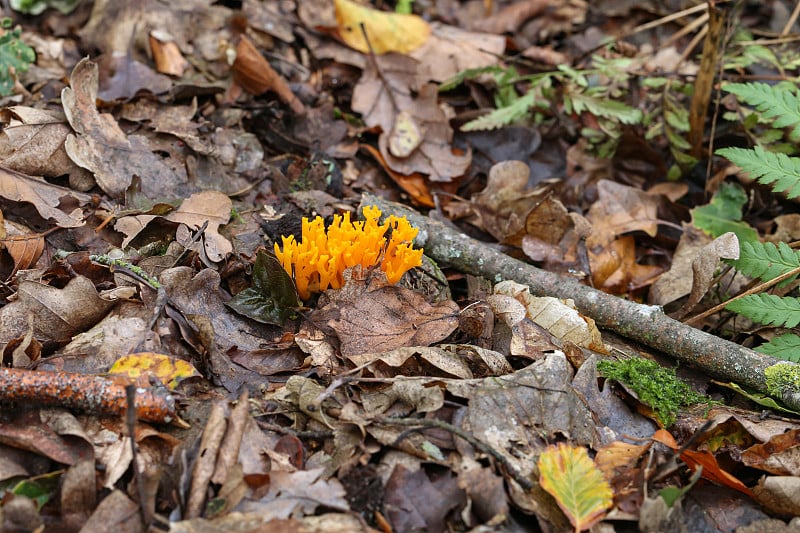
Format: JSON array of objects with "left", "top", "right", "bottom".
[
  {"left": 61, "top": 58, "right": 186, "bottom": 198},
  {"left": 0, "top": 166, "right": 90, "bottom": 228},
  {"left": 311, "top": 268, "right": 459, "bottom": 356}
]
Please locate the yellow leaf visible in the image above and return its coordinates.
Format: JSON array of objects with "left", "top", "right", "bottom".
[
  {"left": 538, "top": 443, "right": 614, "bottom": 532},
  {"left": 334, "top": 0, "right": 430, "bottom": 55},
  {"left": 109, "top": 352, "right": 201, "bottom": 390}
]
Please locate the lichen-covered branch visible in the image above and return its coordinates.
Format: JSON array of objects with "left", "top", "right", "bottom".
[{"left": 361, "top": 194, "right": 800, "bottom": 411}]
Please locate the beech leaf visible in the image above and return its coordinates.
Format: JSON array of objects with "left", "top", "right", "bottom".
[{"left": 538, "top": 443, "right": 613, "bottom": 532}]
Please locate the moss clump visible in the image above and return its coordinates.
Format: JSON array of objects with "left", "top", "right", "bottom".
[
  {"left": 597, "top": 357, "right": 708, "bottom": 427},
  {"left": 765, "top": 363, "right": 800, "bottom": 398}
]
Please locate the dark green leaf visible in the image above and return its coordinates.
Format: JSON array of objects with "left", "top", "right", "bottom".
[{"left": 227, "top": 250, "right": 300, "bottom": 326}]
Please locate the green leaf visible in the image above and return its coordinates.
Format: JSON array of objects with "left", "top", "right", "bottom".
[
  {"left": 726, "top": 293, "right": 800, "bottom": 328},
  {"left": 756, "top": 333, "right": 800, "bottom": 363},
  {"left": 226, "top": 250, "right": 300, "bottom": 326},
  {"left": 0, "top": 18, "right": 36, "bottom": 96},
  {"left": 10, "top": 0, "right": 82, "bottom": 15},
  {"left": 691, "top": 182, "right": 759, "bottom": 243},
  {"left": 727, "top": 241, "right": 800, "bottom": 285},
  {"left": 716, "top": 146, "right": 800, "bottom": 199},
  {"left": 714, "top": 380, "right": 800, "bottom": 414},
  {"left": 723, "top": 82, "right": 800, "bottom": 140},
  {"left": 566, "top": 92, "right": 643, "bottom": 125},
  {"left": 538, "top": 444, "right": 613, "bottom": 532},
  {"left": 461, "top": 91, "right": 536, "bottom": 131}
]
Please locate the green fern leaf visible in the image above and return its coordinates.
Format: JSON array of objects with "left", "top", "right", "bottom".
[
  {"left": 728, "top": 241, "right": 800, "bottom": 285},
  {"left": 756, "top": 333, "right": 800, "bottom": 362},
  {"left": 566, "top": 93, "right": 642, "bottom": 125},
  {"left": 717, "top": 146, "right": 800, "bottom": 199},
  {"left": 726, "top": 293, "right": 800, "bottom": 328},
  {"left": 723, "top": 82, "right": 800, "bottom": 140},
  {"left": 461, "top": 91, "right": 536, "bottom": 131},
  {"left": 439, "top": 65, "right": 507, "bottom": 92}
]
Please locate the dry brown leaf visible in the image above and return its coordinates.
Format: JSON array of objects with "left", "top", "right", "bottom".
[
  {"left": 494, "top": 280, "right": 607, "bottom": 353},
  {"left": 410, "top": 23, "right": 505, "bottom": 84},
  {"left": 149, "top": 30, "right": 189, "bottom": 77},
  {"left": 352, "top": 54, "right": 470, "bottom": 181},
  {"left": 231, "top": 35, "right": 305, "bottom": 114},
  {"left": 311, "top": 269, "right": 459, "bottom": 357},
  {"left": 0, "top": 106, "right": 94, "bottom": 191},
  {"left": 347, "top": 346, "right": 473, "bottom": 379},
  {"left": 165, "top": 190, "right": 233, "bottom": 262},
  {"left": 0, "top": 166, "right": 90, "bottom": 228},
  {"left": 471, "top": 160, "right": 550, "bottom": 242},
  {"left": 585, "top": 179, "right": 659, "bottom": 251},
  {"left": 0, "top": 276, "right": 117, "bottom": 347},
  {"left": 61, "top": 58, "right": 186, "bottom": 198}
]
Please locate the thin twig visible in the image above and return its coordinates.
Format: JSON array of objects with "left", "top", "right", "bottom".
[
  {"left": 377, "top": 416, "right": 533, "bottom": 490},
  {"left": 685, "top": 265, "right": 800, "bottom": 325}
]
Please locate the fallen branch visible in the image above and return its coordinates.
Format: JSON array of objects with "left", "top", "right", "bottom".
[
  {"left": 0, "top": 367, "right": 176, "bottom": 423},
  {"left": 361, "top": 194, "right": 800, "bottom": 411}
]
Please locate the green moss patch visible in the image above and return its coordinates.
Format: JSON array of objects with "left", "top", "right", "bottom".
[{"left": 597, "top": 357, "right": 708, "bottom": 427}]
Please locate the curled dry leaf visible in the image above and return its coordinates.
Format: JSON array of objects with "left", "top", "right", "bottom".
[
  {"left": 0, "top": 167, "right": 89, "bottom": 228},
  {"left": 0, "top": 106, "right": 94, "bottom": 190},
  {"left": 494, "top": 280, "right": 607, "bottom": 354}
]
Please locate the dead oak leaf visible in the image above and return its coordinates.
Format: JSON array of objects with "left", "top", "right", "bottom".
[
  {"left": 311, "top": 269, "right": 459, "bottom": 357},
  {"left": 0, "top": 166, "right": 90, "bottom": 228},
  {"left": 61, "top": 58, "right": 186, "bottom": 198},
  {"left": 0, "top": 276, "right": 117, "bottom": 346}
]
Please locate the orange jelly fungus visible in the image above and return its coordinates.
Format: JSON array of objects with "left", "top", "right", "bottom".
[{"left": 274, "top": 206, "right": 424, "bottom": 300}]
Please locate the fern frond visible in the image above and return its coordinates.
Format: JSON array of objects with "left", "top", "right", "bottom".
[
  {"left": 439, "top": 65, "right": 508, "bottom": 92},
  {"left": 724, "top": 82, "right": 800, "bottom": 139},
  {"left": 728, "top": 241, "right": 800, "bottom": 284},
  {"left": 726, "top": 293, "right": 800, "bottom": 328},
  {"left": 756, "top": 333, "right": 800, "bottom": 362},
  {"left": 566, "top": 93, "right": 642, "bottom": 125},
  {"left": 461, "top": 91, "right": 536, "bottom": 131},
  {"left": 716, "top": 146, "right": 800, "bottom": 198}
]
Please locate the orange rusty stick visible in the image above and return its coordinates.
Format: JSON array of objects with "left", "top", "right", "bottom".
[{"left": 0, "top": 368, "right": 176, "bottom": 424}]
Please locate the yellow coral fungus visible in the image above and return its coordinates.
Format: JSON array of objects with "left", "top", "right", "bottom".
[{"left": 274, "top": 206, "right": 424, "bottom": 300}]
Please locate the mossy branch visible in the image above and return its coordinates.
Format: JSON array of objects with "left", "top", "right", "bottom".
[{"left": 361, "top": 194, "right": 800, "bottom": 411}]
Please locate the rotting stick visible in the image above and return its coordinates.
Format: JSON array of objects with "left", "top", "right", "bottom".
[{"left": 361, "top": 194, "right": 800, "bottom": 411}]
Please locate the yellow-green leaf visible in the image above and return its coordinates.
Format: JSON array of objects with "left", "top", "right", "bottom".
[
  {"left": 334, "top": 0, "right": 430, "bottom": 55},
  {"left": 538, "top": 443, "right": 613, "bottom": 532},
  {"left": 109, "top": 352, "right": 201, "bottom": 390}
]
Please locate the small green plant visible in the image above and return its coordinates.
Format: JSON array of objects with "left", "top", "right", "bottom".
[
  {"left": 441, "top": 55, "right": 644, "bottom": 158},
  {"left": 10, "top": 0, "right": 81, "bottom": 16},
  {"left": 716, "top": 82, "right": 800, "bottom": 361},
  {"left": 0, "top": 18, "right": 35, "bottom": 97},
  {"left": 597, "top": 357, "right": 709, "bottom": 427}
]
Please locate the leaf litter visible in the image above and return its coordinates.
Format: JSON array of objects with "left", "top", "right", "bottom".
[{"left": 1, "top": 1, "right": 800, "bottom": 532}]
